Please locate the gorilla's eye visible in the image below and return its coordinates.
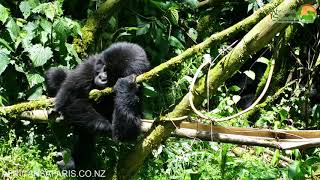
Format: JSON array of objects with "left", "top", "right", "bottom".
[{"left": 95, "top": 59, "right": 105, "bottom": 73}]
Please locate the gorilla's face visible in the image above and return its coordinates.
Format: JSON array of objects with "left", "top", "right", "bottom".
[{"left": 94, "top": 59, "right": 108, "bottom": 88}]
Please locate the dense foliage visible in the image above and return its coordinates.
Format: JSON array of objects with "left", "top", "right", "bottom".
[{"left": 0, "top": 0, "right": 320, "bottom": 179}]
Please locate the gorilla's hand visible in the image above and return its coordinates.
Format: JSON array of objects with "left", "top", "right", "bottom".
[{"left": 113, "top": 74, "right": 138, "bottom": 94}]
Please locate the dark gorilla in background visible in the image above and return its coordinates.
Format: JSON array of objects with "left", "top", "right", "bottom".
[{"left": 45, "top": 42, "right": 150, "bottom": 170}]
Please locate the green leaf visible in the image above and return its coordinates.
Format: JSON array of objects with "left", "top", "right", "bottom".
[
  {"left": 256, "top": 57, "right": 269, "bottom": 64},
  {"left": 169, "top": 36, "right": 184, "bottom": 49},
  {"left": 277, "top": 108, "right": 288, "bottom": 121},
  {"left": 15, "top": 64, "right": 25, "bottom": 73},
  {"left": 24, "top": 21, "right": 36, "bottom": 36},
  {"left": 0, "top": 38, "right": 14, "bottom": 52},
  {"left": 67, "top": 18, "right": 82, "bottom": 36},
  {"left": 40, "top": 19, "right": 52, "bottom": 33},
  {"left": 53, "top": 18, "right": 69, "bottom": 42},
  {"left": 0, "top": 4, "right": 9, "bottom": 23},
  {"left": 108, "top": 16, "right": 117, "bottom": 31},
  {"left": 115, "top": 32, "right": 132, "bottom": 40},
  {"left": 136, "top": 24, "right": 150, "bottom": 36},
  {"left": 40, "top": 31, "right": 49, "bottom": 44},
  {"left": 142, "top": 82, "right": 157, "bottom": 98},
  {"left": 185, "top": 0, "right": 198, "bottom": 9},
  {"left": 169, "top": 8, "right": 179, "bottom": 25},
  {"left": 150, "top": 1, "right": 171, "bottom": 10},
  {"left": 271, "top": 149, "right": 280, "bottom": 166},
  {"left": 5, "top": 18, "right": 20, "bottom": 41},
  {"left": 65, "top": 43, "right": 81, "bottom": 64},
  {"left": 27, "top": 86, "right": 43, "bottom": 100},
  {"left": 26, "top": 73, "right": 45, "bottom": 87},
  {"left": 32, "top": 3, "right": 55, "bottom": 21},
  {"left": 288, "top": 161, "right": 303, "bottom": 180},
  {"left": 27, "top": 44, "right": 53, "bottom": 67},
  {"left": 28, "top": 0, "right": 40, "bottom": 9},
  {"left": 19, "top": 1, "right": 32, "bottom": 19},
  {"left": 244, "top": 70, "right": 255, "bottom": 80},
  {"left": 229, "top": 85, "right": 241, "bottom": 92},
  {"left": 187, "top": 28, "right": 197, "bottom": 42},
  {"left": 232, "top": 95, "right": 241, "bottom": 104},
  {"left": 20, "top": 22, "right": 36, "bottom": 49},
  {"left": 0, "top": 51, "right": 10, "bottom": 75},
  {"left": 44, "top": 3, "right": 55, "bottom": 21}
]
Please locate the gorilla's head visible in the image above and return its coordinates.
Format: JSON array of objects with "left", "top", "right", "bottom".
[{"left": 94, "top": 58, "right": 109, "bottom": 88}]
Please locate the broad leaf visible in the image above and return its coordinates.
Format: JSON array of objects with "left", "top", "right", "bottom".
[
  {"left": 169, "top": 36, "right": 184, "bottom": 49},
  {"left": 257, "top": 57, "right": 269, "bottom": 64},
  {"left": 19, "top": 1, "right": 32, "bottom": 19},
  {"left": 229, "top": 85, "right": 241, "bottom": 92},
  {"left": 169, "top": 8, "right": 179, "bottom": 25},
  {"left": 5, "top": 18, "right": 20, "bottom": 41},
  {"left": 53, "top": 18, "right": 69, "bottom": 42},
  {"left": 0, "top": 4, "right": 9, "bottom": 23},
  {"left": 27, "top": 44, "right": 53, "bottom": 67},
  {"left": 0, "top": 51, "right": 10, "bottom": 75},
  {"left": 65, "top": 43, "right": 81, "bottom": 64},
  {"left": 232, "top": 95, "right": 241, "bottom": 104},
  {"left": 27, "top": 86, "right": 43, "bottom": 100},
  {"left": 0, "top": 38, "right": 13, "bottom": 52},
  {"left": 185, "top": 0, "right": 198, "bottom": 9},
  {"left": 187, "top": 28, "right": 198, "bottom": 42},
  {"left": 26, "top": 73, "right": 45, "bottom": 87},
  {"left": 136, "top": 23, "right": 150, "bottom": 36},
  {"left": 244, "top": 70, "right": 255, "bottom": 80},
  {"left": 40, "top": 19, "right": 52, "bottom": 33},
  {"left": 33, "top": 3, "right": 55, "bottom": 21}
]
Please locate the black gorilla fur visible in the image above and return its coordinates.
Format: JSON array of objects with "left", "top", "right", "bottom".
[{"left": 45, "top": 42, "right": 150, "bottom": 170}]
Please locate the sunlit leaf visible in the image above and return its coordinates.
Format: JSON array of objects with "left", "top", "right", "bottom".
[
  {"left": 169, "top": 36, "right": 184, "bottom": 49},
  {"left": 257, "top": 57, "right": 269, "bottom": 64},
  {"left": 19, "top": 1, "right": 32, "bottom": 19},
  {"left": 0, "top": 4, "right": 9, "bottom": 23},
  {"left": 187, "top": 28, "right": 197, "bottom": 42},
  {"left": 27, "top": 86, "right": 43, "bottom": 100},
  {"left": 0, "top": 51, "right": 10, "bottom": 75},
  {"left": 169, "top": 8, "right": 179, "bottom": 25},
  {"left": 0, "top": 38, "right": 13, "bottom": 52},
  {"left": 244, "top": 70, "right": 255, "bottom": 80},
  {"left": 229, "top": 85, "right": 241, "bottom": 92},
  {"left": 27, "top": 44, "right": 53, "bottom": 67},
  {"left": 26, "top": 73, "right": 45, "bottom": 87},
  {"left": 5, "top": 18, "right": 20, "bottom": 41},
  {"left": 271, "top": 149, "right": 280, "bottom": 166},
  {"left": 232, "top": 95, "right": 241, "bottom": 104}
]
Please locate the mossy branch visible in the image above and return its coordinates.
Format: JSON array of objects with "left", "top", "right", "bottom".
[
  {"left": 73, "top": 0, "right": 125, "bottom": 58},
  {"left": 0, "top": 99, "right": 54, "bottom": 119},
  {"left": 89, "top": 0, "right": 282, "bottom": 101}
]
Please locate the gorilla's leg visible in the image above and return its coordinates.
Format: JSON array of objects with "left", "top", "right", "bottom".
[
  {"left": 72, "top": 127, "right": 97, "bottom": 170},
  {"left": 112, "top": 75, "right": 141, "bottom": 141},
  {"left": 58, "top": 127, "right": 96, "bottom": 170}
]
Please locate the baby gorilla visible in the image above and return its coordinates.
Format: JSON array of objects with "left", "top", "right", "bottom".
[{"left": 45, "top": 42, "right": 150, "bottom": 170}]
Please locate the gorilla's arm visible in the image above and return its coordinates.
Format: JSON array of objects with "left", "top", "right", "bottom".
[
  {"left": 60, "top": 97, "right": 112, "bottom": 132},
  {"left": 112, "top": 75, "right": 142, "bottom": 141}
]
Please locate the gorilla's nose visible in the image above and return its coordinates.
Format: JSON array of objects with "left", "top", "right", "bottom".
[{"left": 99, "top": 73, "right": 107, "bottom": 81}]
